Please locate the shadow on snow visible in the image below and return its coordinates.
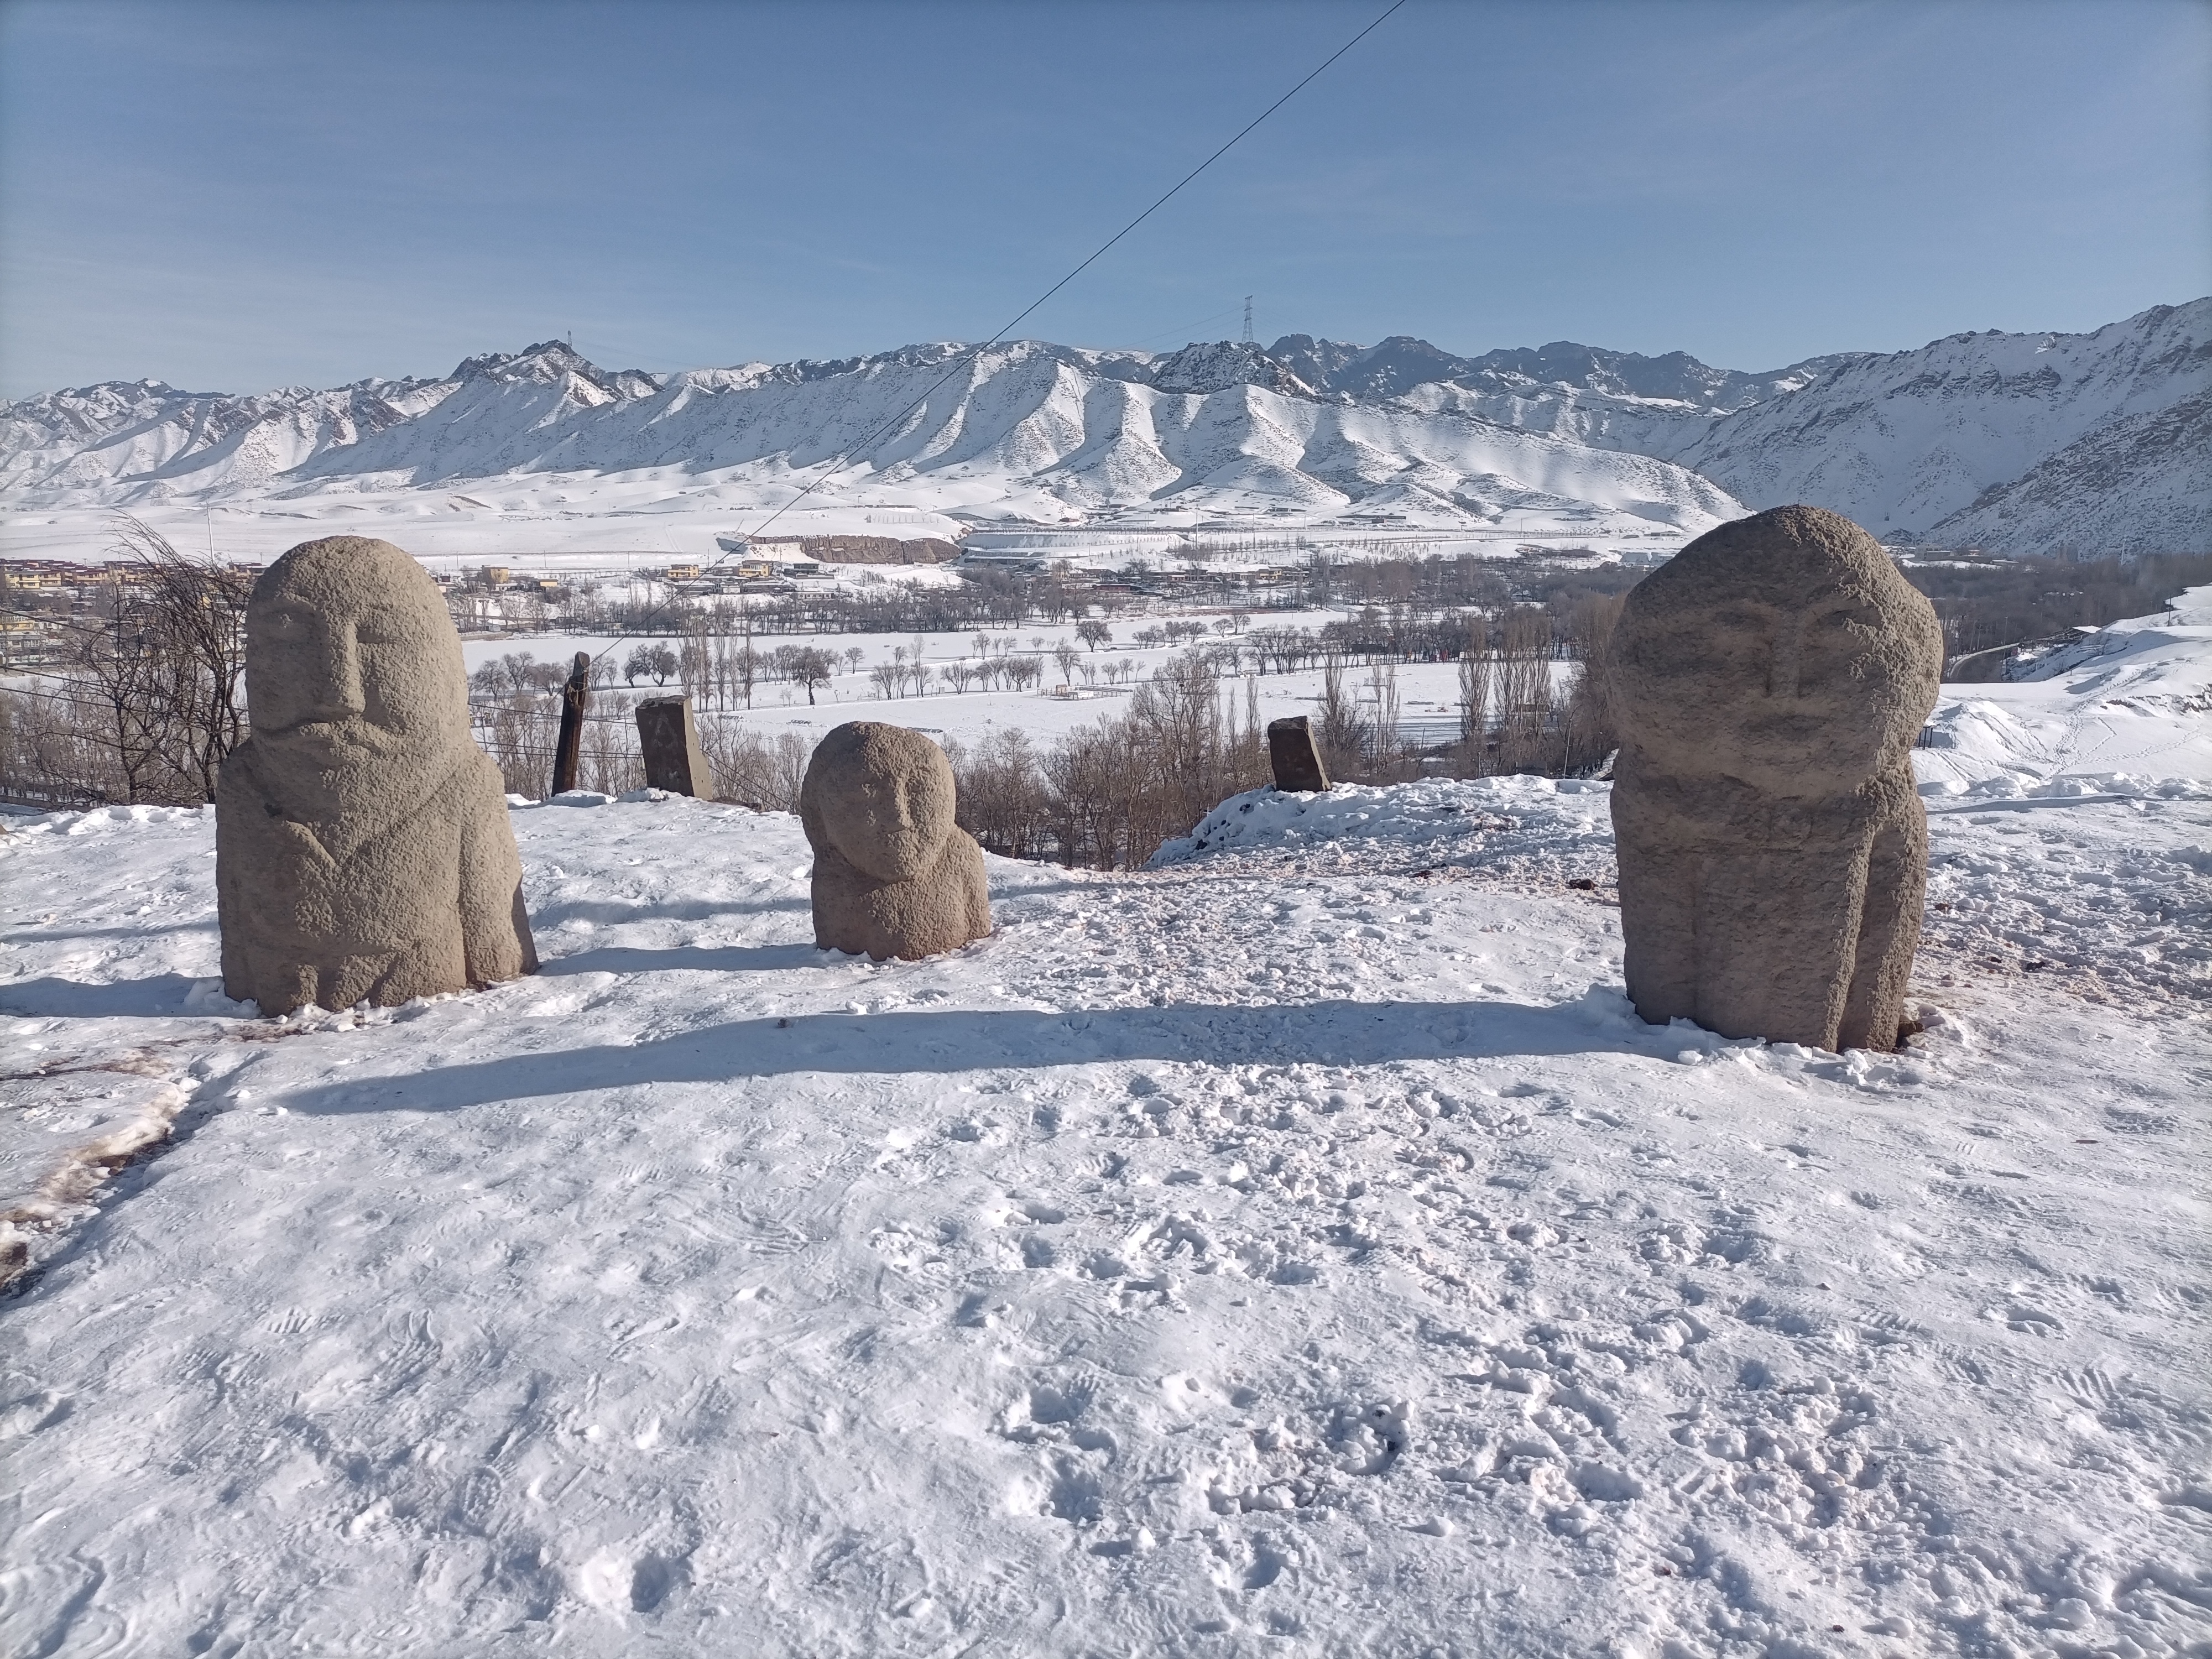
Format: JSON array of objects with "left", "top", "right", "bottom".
[{"left": 280, "top": 995, "right": 1640, "bottom": 1115}]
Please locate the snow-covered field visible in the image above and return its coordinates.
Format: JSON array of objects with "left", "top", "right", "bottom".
[
  {"left": 2, "top": 601, "right": 2207, "bottom": 1656},
  {"left": 467, "top": 617, "right": 1482, "bottom": 756}
]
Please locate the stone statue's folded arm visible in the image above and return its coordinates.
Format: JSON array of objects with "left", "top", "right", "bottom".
[{"left": 458, "top": 750, "right": 539, "bottom": 986}]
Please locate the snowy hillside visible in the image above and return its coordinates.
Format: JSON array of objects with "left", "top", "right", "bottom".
[
  {"left": 1674, "top": 300, "right": 2212, "bottom": 548},
  {"left": 1271, "top": 333, "right": 1854, "bottom": 410},
  {"left": 0, "top": 342, "right": 662, "bottom": 504},
  {"left": 3, "top": 299, "right": 2204, "bottom": 555},
  {"left": 1281, "top": 334, "right": 1853, "bottom": 465},
  {"left": 1289, "top": 304, "right": 2212, "bottom": 552},
  {"left": 2, "top": 596, "right": 2207, "bottom": 1656},
  {"left": 1919, "top": 387, "right": 2212, "bottom": 554}
]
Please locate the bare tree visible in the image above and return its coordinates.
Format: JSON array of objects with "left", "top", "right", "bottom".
[
  {"left": 71, "top": 577, "right": 176, "bottom": 802},
  {"left": 57, "top": 517, "right": 254, "bottom": 804},
  {"left": 1457, "top": 625, "right": 1493, "bottom": 776},
  {"left": 624, "top": 643, "right": 679, "bottom": 686},
  {"left": 1493, "top": 608, "right": 1556, "bottom": 774},
  {"left": 1313, "top": 658, "right": 1370, "bottom": 780},
  {"left": 773, "top": 731, "right": 810, "bottom": 805},
  {"left": 773, "top": 645, "right": 836, "bottom": 705},
  {"left": 1366, "top": 659, "right": 1409, "bottom": 782}
]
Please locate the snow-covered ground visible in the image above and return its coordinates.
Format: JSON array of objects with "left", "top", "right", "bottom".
[
  {"left": 2, "top": 600, "right": 2207, "bottom": 1656},
  {"left": 0, "top": 493, "right": 1681, "bottom": 571}
]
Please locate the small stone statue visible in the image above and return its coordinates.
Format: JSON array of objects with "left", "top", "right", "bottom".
[
  {"left": 800, "top": 722, "right": 990, "bottom": 961},
  {"left": 216, "top": 536, "right": 538, "bottom": 1014},
  {"left": 1605, "top": 505, "right": 1943, "bottom": 1052}
]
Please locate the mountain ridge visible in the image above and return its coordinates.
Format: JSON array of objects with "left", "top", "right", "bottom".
[{"left": 4, "top": 301, "right": 2204, "bottom": 552}]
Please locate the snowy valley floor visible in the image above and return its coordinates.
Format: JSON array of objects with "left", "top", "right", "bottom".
[{"left": 3, "top": 625, "right": 2210, "bottom": 1655}]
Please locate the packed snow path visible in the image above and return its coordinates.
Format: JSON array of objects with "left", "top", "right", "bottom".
[{"left": 3, "top": 765, "right": 2207, "bottom": 1657}]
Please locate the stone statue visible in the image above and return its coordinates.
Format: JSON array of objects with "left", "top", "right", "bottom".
[
  {"left": 800, "top": 722, "right": 991, "bottom": 960},
  {"left": 1605, "top": 505, "right": 1943, "bottom": 1052},
  {"left": 216, "top": 536, "right": 538, "bottom": 1014}
]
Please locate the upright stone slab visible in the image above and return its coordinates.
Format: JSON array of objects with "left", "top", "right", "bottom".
[
  {"left": 216, "top": 536, "right": 539, "bottom": 1015},
  {"left": 800, "top": 722, "right": 990, "bottom": 961},
  {"left": 1605, "top": 505, "right": 1942, "bottom": 1052},
  {"left": 1267, "top": 714, "right": 1332, "bottom": 792},
  {"left": 635, "top": 695, "right": 711, "bottom": 797},
  {"left": 550, "top": 650, "right": 591, "bottom": 796}
]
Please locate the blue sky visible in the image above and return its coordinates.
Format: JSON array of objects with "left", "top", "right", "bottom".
[{"left": 2, "top": 0, "right": 2206, "bottom": 397}]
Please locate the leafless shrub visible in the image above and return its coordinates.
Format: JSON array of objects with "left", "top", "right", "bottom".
[
  {"left": 948, "top": 655, "right": 1267, "bottom": 869},
  {"left": 1, "top": 517, "right": 252, "bottom": 806},
  {"left": 475, "top": 695, "right": 561, "bottom": 798}
]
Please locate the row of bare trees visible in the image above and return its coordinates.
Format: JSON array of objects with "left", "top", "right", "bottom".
[
  {"left": 943, "top": 604, "right": 1625, "bottom": 870},
  {"left": 3, "top": 522, "right": 1623, "bottom": 846},
  {"left": 1453, "top": 597, "right": 1621, "bottom": 779},
  {"left": 947, "top": 655, "right": 1273, "bottom": 869},
  {"left": 460, "top": 603, "right": 1619, "bottom": 857},
  {"left": 466, "top": 690, "right": 817, "bottom": 812}
]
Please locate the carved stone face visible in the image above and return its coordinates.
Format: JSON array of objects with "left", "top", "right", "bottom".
[
  {"left": 1609, "top": 507, "right": 1943, "bottom": 793},
  {"left": 246, "top": 538, "right": 469, "bottom": 764},
  {"left": 802, "top": 723, "right": 956, "bottom": 882}
]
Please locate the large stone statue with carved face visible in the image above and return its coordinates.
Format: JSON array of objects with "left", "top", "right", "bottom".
[
  {"left": 1605, "top": 505, "right": 1943, "bottom": 1052},
  {"left": 801, "top": 722, "right": 990, "bottom": 961},
  {"left": 216, "top": 536, "right": 538, "bottom": 1014}
]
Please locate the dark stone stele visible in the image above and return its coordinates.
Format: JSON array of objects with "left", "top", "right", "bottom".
[
  {"left": 635, "top": 696, "right": 711, "bottom": 797},
  {"left": 1267, "top": 714, "right": 1332, "bottom": 793},
  {"left": 1604, "top": 504, "right": 1944, "bottom": 1053}
]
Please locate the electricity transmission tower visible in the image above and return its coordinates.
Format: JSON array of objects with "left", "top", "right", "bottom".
[{"left": 1241, "top": 296, "right": 1254, "bottom": 344}]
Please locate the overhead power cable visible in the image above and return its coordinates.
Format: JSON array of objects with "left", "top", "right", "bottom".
[
  {"left": 1121, "top": 302, "right": 1250, "bottom": 352},
  {"left": 589, "top": 0, "right": 1408, "bottom": 669}
]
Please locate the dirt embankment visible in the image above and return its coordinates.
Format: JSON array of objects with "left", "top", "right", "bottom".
[{"left": 800, "top": 535, "right": 959, "bottom": 565}]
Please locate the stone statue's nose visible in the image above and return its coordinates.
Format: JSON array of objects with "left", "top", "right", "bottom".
[{"left": 304, "top": 624, "right": 367, "bottom": 716}]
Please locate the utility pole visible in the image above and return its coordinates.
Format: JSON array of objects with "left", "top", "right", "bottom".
[{"left": 1241, "top": 296, "right": 1254, "bottom": 345}]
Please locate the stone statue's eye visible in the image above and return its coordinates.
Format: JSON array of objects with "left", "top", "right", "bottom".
[{"left": 353, "top": 622, "right": 389, "bottom": 644}]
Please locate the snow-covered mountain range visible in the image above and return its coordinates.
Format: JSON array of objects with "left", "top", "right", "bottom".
[{"left": 4, "top": 299, "right": 2204, "bottom": 553}]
